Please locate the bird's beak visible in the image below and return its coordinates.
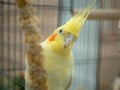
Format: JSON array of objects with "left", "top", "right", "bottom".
[{"left": 64, "top": 33, "right": 75, "bottom": 48}]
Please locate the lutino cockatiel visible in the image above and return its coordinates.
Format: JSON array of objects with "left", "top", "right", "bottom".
[
  {"left": 15, "top": 0, "right": 95, "bottom": 90},
  {"left": 40, "top": 0, "right": 96, "bottom": 90}
]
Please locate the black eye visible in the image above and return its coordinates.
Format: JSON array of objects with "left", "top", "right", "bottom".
[{"left": 59, "top": 29, "right": 63, "bottom": 34}]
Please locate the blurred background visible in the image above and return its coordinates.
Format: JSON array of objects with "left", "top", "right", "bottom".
[{"left": 0, "top": 0, "right": 120, "bottom": 90}]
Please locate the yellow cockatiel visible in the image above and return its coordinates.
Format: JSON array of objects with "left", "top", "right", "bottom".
[
  {"left": 15, "top": 0, "right": 95, "bottom": 90},
  {"left": 40, "top": 0, "right": 96, "bottom": 90}
]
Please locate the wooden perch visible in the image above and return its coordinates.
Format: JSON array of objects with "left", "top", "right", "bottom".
[
  {"left": 74, "top": 9, "right": 120, "bottom": 20},
  {"left": 15, "top": 0, "right": 48, "bottom": 90}
]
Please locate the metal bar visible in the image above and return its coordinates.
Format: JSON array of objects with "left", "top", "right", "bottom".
[
  {"left": 0, "top": 1, "right": 15, "bottom": 5},
  {"left": 1, "top": 1, "right": 4, "bottom": 89},
  {"left": 13, "top": 4, "right": 17, "bottom": 90},
  {"left": 70, "top": 0, "right": 73, "bottom": 14},
  {"left": 96, "top": 21, "right": 101, "bottom": 90},
  {"left": 0, "top": 1, "right": 72, "bottom": 11},
  {"left": 0, "top": 68, "right": 24, "bottom": 72},
  {"left": 96, "top": 1, "right": 104, "bottom": 87},
  {"left": 57, "top": 0, "right": 62, "bottom": 26},
  {"left": 7, "top": 0, "right": 11, "bottom": 88}
]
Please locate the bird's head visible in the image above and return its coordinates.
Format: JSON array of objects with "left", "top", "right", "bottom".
[{"left": 46, "top": 0, "right": 96, "bottom": 55}]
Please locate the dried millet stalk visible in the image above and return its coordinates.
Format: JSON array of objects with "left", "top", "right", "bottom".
[{"left": 15, "top": 0, "right": 48, "bottom": 90}]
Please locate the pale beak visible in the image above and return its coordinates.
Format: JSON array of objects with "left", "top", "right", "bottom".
[{"left": 64, "top": 33, "right": 75, "bottom": 48}]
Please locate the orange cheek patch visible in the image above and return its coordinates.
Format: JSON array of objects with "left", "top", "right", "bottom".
[{"left": 48, "top": 33, "right": 57, "bottom": 41}]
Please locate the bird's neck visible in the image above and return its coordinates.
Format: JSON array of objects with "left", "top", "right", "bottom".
[{"left": 43, "top": 40, "right": 72, "bottom": 57}]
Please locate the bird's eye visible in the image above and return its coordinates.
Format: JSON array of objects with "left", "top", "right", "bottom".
[{"left": 59, "top": 29, "right": 63, "bottom": 34}]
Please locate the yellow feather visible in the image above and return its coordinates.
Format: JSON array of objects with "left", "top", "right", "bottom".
[
  {"left": 64, "top": 0, "right": 96, "bottom": 38},
  {"left": 41, "top": 0, "right": 96, "bottom": 90}
]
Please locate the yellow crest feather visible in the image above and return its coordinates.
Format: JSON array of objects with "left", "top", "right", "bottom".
[{"left": 64, "top": 0, "right": 96, "bottom": 37}]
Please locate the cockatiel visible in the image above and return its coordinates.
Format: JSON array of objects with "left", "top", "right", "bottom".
[
  {"left": 16, "top": 0, "right": 95, "bottom": 90},
  {"left": 40, "top": 0, "right": 96, "bottom": 90}
]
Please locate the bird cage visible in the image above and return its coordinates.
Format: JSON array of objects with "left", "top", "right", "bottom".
[{"left": 0, "top": 0, "right": 120, "bottom": 90}]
